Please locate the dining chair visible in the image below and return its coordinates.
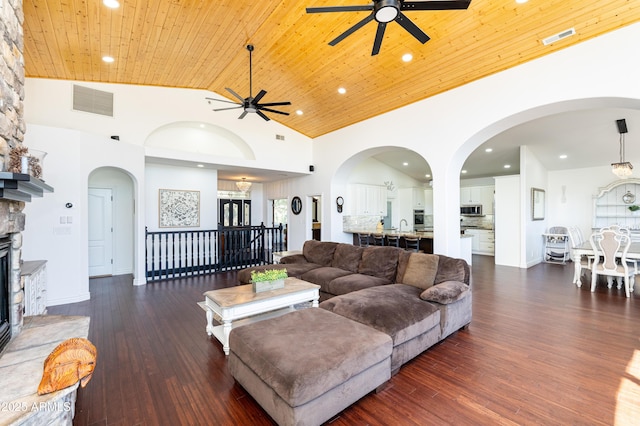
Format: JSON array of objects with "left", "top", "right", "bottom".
[
  {"left": 567, "top": 226, "right": 592, "bottom": 283},
  {"left": 403, "top": 237, "right": 421, "bottom": 252},
  {"left": 589, "top": 228, "right": 636, "bottom": 297},
  {"left": 372, "top": 234, "right": 385, "bottom": 246},
  {"left": 357, "top": 233, "right": 371, "bottom": 247},
  {"left": 386, "top": 235, "right": 400, "bottom": 247}
]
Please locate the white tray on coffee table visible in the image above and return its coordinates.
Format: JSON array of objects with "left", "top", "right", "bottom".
[{"left": 199, "top": 277, "right": 320, "bottom": 355}]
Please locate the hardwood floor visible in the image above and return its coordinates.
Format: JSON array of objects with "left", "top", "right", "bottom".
[{"left": 48, "top": 256, "right": 640, "bottom": 425}]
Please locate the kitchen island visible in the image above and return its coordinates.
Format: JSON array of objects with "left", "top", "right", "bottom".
[
  {"left": 344, "top": 229, "right": 474, "bottom": 264},
  {"left": 346, "top": 230, "right": 436, "bottom": 253}
]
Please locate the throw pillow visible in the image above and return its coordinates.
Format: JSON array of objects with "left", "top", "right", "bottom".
[
  {"left": 420, "top": 280, "right": 469, "bottom": 304},
  {"left": 399, "top": 253, "right": 439, "bottom": 290}
]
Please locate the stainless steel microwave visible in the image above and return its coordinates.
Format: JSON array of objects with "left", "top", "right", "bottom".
[{"left": 461, "top": 205, "right": 483, "bottom": 216}]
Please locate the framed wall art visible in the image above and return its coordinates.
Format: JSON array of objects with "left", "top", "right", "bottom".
[
  {"left": 531, "top": 188, "right": 545, "bottom": 221},
  {"left": 159, "top": 189, "right": 200, "bottom": 227}
]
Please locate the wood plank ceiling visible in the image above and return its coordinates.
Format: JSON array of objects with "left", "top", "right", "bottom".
[{"left": 23, "top": 0, "right": 640, "bottom": 139}]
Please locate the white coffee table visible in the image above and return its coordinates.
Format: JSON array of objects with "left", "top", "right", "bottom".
[{"left": 199, "top": 277, "right": 320, "bottom": 355}]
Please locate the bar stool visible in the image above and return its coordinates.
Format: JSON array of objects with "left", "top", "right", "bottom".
[
  {"left": 386, "top": 235, "right": 400, "bottom": 247},
  {"left": 372, "top": 234, "right": 385, "bottom": 246},
  {"left": 357, "top": 233, "right": 371, "bottom": 247},
  {"left": 404, "top": 237, "right": 421, "bottom": 252}
]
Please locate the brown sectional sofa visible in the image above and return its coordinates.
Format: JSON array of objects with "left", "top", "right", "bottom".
[
  {"left": 236, "top": 239, "right": 472, "bottom": 373},
  {"left": 230, "top": 240, "right": 472, "bottom": 425}
]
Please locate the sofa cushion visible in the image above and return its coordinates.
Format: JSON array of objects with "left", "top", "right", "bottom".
[
  {"left": 327, "top": 273, "right": 391, "bottom": 296},
  {"left": 435, "top": 255, "right": 470, "bottom": 285},
  {"left": 397, "top": 253, "right": 439, "bottom": 290},
  {"left": 420, "top": 281, "right": 469, "bottom": 304},
  {"left": 331, "top": 244, "right": 364, "bottom": 273},
  {"left": 320, "top": 284, "right": 440, "bottom": 347},
  {"left": 229, "top": 308, "right": 392, "bottom": 407},
  {"left": 303, "top": 240, "right": 339, "bottom": 266},
  {"left": 300, "top": 267, "right": 354, "bottom": 293},
  {"left": 358, "top": 246, "right": 401, "bottom": 282}
]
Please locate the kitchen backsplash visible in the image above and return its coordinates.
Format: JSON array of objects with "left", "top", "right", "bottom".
[{"left": 343, "top": 214, "right": 494, "bottom": 231}]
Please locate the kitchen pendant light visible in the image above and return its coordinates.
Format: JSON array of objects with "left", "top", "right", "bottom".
[
  {"left": 611, "top": 119, "right": 633, "bottom": 179},
  {"left": 236, "top": 178, "right": 252, "bottom": 193}
]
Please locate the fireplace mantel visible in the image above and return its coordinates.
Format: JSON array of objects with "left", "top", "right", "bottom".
[{"left": 0, "top": 172, "right": 54, "bottom": 202}]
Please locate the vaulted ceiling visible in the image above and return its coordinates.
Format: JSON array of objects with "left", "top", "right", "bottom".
[{"left": 23, "top": 1, "right": 640, "bottom": 140}]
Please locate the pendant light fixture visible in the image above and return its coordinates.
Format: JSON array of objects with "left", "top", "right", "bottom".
[
  {"left": 611, "top": 119, "right": 632, "bottom": 179},
  {"left": 236, "top": 178, "right": 252, "bottom": 193}
]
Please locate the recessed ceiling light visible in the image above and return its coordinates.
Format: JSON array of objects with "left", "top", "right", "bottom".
[
  {"left": 559, "top": 154, "right": 567, "bottom": 159},
  {"left": 197, "top": 164, "right": 204, "bottom": 168},
  {"left": 425, "top": 174, "right": 431, "bottom": 178},
  {"left": 103, "top": 0, "right": 120, "bottom": 8},
  {"left": 338, "top": 87, "right": 346, "bottom": 94},
  {"left": 403, "top": 162, "right": 409, "bottom": 166},
  {"left": 102, "top": 56, "right": 114, "bottom": 63},
  {"left": 485, "top": 148, "right": 493, "bottom": 153},
  {"left": 402, "top": 53, "right": 413, "bottom": 62},
  {"left": 515, "top": 0, "right": 528, "bottom": 3},
  {"left": 504, "top": 164, "right": 511, "bottom": 169},
  {"left": 461, "top": 170, "right": 467, "bottom": 174},
  {"left": 296, "top": 110, "right": 303, "bottom": 115}
]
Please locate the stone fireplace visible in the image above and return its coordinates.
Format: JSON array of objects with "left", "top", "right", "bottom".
[{"left": 0, "top": 0, "right": 28, "bottom": 353}]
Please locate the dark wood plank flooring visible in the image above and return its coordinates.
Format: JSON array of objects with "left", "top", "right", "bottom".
[{"left": 48, "top": 256, "right": 640, "bottom": 425}]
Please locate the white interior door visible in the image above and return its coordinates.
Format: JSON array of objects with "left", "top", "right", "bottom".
[{"left": 88, "top": 188, "right": 113, "bottom": 277}]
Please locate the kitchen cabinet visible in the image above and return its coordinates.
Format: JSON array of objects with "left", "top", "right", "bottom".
[
  {"left": 348, "top": 184, "right": 387, "bottom": 216},
  {"left": 412, "top": 187, "right": 425, "bottom": 208},
  {"left": 464, "top": 229, "right": 494, "bottom": 255},
  {"left": 460, "top": 185, "right": 494, "bottom": 215}
]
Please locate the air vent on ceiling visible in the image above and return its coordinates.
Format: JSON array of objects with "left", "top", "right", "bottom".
[
  {"left": 275, "top": 134, "right": 285, "bottom": 141},
  {"left": 542, "top": 28, "right": 576, "bottom": 46},
  {"left": 72, "top": 85, "right": 114, "bottom": 117}
]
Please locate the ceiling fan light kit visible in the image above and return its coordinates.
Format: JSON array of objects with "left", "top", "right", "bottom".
[
  {"left": 611, "top": 118, "right": 633, "bottom": 179},
  {"left": 206, "top": 45, "right": 291, "bottom": 121},
  {"left": 306, "top": 0, "right": 472, "bottom": 56}
]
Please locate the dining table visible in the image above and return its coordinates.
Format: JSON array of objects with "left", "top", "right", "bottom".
[{"left": 571, "top": 241, "right": 640, "bottom": 286}]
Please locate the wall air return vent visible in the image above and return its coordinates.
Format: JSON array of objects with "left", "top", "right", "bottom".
[
  {"left": 542, "top": 28, "right": 576, "bottom": 46},
  {"left": 72, "top": 85, "right": 114, "bottom": 117},
  {"left": 275, "top": 134, "right": 285, "bottom": 141}
]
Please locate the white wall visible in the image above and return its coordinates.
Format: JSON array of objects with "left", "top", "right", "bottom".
[
  {"left": 494, "top": 175, "right": 521, "bottom": 267},
  {"left": 522, "top": 146, "right": 548, "bottom": 266},
  {"left": 145, "top": 164, "right": 219, "bottom": 232}
]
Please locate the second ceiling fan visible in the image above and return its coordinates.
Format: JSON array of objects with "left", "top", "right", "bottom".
[
  {"left": 306, "top": 0, "right": 472, "bottom": 56},
  {"left": 206, "top": 44, "right": 291, "bottom": 121}
]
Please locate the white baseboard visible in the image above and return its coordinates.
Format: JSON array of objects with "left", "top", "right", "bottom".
[{"left": 46, "top": 292, "right": 91, "bottom": 307}]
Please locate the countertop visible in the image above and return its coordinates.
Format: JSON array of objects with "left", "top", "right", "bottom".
[{"left": 344, "top": 229, "right": 475, "bottom": 239}]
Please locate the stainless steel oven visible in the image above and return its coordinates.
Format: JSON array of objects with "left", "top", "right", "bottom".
[{"left": 413, "top": 209, "right": 425, "bottom": 229}]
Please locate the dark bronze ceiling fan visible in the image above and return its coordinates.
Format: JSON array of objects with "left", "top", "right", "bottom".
[
  {"left": 206, "top": 45, "right": 291, "bottom": 121},
  {"left": 306, "top": 0, "right": 472, "bottom": 56}
]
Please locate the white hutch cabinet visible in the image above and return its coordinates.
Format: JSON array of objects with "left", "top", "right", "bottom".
[{"left": 593, "top": 179, "right": 640, "bottom": 233}]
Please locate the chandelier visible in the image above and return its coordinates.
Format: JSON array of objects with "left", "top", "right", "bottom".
[
  {"left": 236, "top": 178, "right": 252, "bottom": 193},
  {"left": 612, "top": 118, "right": 632, "bottom": 179}
]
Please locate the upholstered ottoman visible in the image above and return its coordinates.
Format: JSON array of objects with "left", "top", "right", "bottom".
[{"left": 228, "top": 308, "right": 392, "bottom": 426}]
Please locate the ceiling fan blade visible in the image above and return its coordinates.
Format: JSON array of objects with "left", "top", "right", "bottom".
[
  {"left": 226, "top": 87, "right": 246, "bottom": 103},
  {"left": 213, "top": 106, "right": 243, "bottom": 111},
  {"left": 306, "top": 4, "right": 374, "bottom": 13},
  {"left": 207, "top": 98, "right": 242, "bottom": 105},
  {"left": 259, "top": 107, "right": 290, "bottom": 116},
  {"left": 396, "top": 12, "right": 430, "bottom": 44},
  {"left": 371, "top": 22, "right": 387, "bottom": 56},
  {"left": 256, "top": 110, "right": 271, "bottom": 121},
  {"left": 401, "top": 1, "right": 471, "bottom": 11},
  {"left": 329, "top": 13, "right": 375, "bottom": 46},
  {"left": 258, "top": 101, "right": 292, "bottom": 107},
  {"left": 253, "top": 89, "right": 267, "bottom": 104}
]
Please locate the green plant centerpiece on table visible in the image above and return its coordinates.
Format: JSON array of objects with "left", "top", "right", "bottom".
[
  {"left": 629, "top": 205, "right": 640, "bottom": 212},
  {"left": 251, "top": 269, "right": 288, "bottom": 293}
]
